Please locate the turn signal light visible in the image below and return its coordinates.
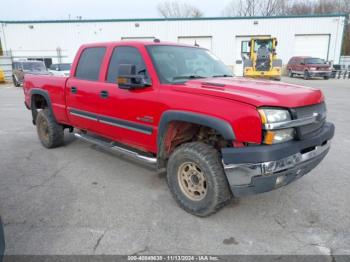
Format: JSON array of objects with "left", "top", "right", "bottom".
[
  {"left": 117, "top": 77, "right": 128, "bottom": 84},
  {"left": 264, "top": 131, "right": 275, "bottom": 145}
]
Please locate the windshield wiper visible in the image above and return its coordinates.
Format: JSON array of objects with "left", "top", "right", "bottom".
[
  {"left": 212, "top": 74, "right": 233, "bottom": 78},
  {"left": 172, "top": 75, "right": 206, "bottom": 80}
]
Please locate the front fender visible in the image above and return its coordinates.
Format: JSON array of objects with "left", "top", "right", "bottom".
[
  {"left": 156, "top": 110, "right": 236, "bottom": 168},
  {"left": 157, "top": 110, "right": 235, "bottom": 146}
]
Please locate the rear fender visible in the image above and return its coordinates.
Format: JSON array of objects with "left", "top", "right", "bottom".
[{"left": 30, "top": 89, "right": 54, "bottom": 125}]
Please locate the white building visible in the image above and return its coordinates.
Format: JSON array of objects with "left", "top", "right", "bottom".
[{"left": 0, "top": 14, "right": 347, "bottom": 76}]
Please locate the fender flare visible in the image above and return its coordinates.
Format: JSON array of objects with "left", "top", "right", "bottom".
[
  {"left": 157, "top": 110, "right": 235, "bottom": 167},
  {"left": 30, "top": 88, "right": 53, "bottom": 124}
]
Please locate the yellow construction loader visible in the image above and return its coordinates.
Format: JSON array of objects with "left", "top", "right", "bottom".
[
  {"left": 0, "top": 68, "right": 5, "bottom": 83},
  {"left": 242, "top": 37, "right": 282, "bottom": 81}
]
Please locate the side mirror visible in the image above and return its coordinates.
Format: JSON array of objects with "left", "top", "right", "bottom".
[
  {"left": 117, "top": 64, "right": 150, "bottom": 90},
  {"left": 300, "top": 62, "right": 305, "bottom": 65}
]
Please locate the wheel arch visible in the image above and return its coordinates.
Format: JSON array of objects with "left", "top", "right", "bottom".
[
  {"left": 157, "top": 110, "right": 235, "bottom": 168},
  {"left": 30, "top": 89, "right": 53, "bottom": 125}
]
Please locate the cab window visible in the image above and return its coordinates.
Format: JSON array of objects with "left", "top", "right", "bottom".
[
  {"left": 75, "top": 47, "right": 106, "bottom": 81},
  {"left": 107, "top": 46, "right": 148, "bottom": 83}
]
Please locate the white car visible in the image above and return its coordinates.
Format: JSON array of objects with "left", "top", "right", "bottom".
[{"left": 49, "top": 63, "right": 71, "bottom": 77}]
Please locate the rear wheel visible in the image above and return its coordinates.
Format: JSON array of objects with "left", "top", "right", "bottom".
[
  {"left": 323, "top": 76, "right": 329, "bottom": 80},
  {"left": 36, "top": 109, "right": 64, "bottom": 148},
  {"left": 303, "top": 71, "right": 310, "bottom": 80},
  {"left": 167, "top": 142, "right": 232, "bottom": 217}
]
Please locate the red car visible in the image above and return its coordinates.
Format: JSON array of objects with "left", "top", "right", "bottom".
[
  {"left": 287, "top": 56, "right": 332, "bottom": 80},
  {"left": 23, "top": 41, "right": 334, "bottom": 216}
]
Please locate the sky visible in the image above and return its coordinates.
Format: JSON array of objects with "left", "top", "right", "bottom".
[{"left": 0, "top": 0, "right": 234, "bottom": 21}]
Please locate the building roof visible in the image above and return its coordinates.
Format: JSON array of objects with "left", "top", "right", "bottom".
[{"left": 0, "top": 13, "right": 347, "bottom": 24}]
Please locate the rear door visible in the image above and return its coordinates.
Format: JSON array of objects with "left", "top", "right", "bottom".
[
  {"left": 66, "top": 46, "right": 107, "bottom": 133},
  {"left": 293, "top": 58, "right": 302, "bottom": 74},
  {"left": 289, "top": 57, "right": 297, "bottom": 72}
]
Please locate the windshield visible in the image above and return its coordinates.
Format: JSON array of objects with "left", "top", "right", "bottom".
[
  {"left": 59, "top": 63, "right": 71, "bottom": 71},
  {"left": 254, "top": 40, "right": 273, "bottom": 52},
  {"left": 22, "top": 62, "right": 46, "bottom": 71},
  {"left": 305, "top": 58, "right": 325, "bottom": 64},
  {"left": 146, "top": 45, "right": 232, "bottom": 84}
]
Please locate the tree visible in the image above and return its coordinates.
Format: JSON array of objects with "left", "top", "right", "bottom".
[
  {"left": 222, "top": 0, "right": 286, "bottom": 17},
  {"left": 157, "top": 1, "right": 204, "bottom": 18}
]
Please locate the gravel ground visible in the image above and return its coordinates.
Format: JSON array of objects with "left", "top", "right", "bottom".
[{"left": 0, "top": 77, "right": 349, "bottom": 256}]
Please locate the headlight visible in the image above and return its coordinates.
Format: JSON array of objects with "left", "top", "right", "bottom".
[
  {"left": 258, "top": 108, "right": 294, "bottom": 144},
  {"left": 258, "top": 108, "right": 291, "bottom": 124}
]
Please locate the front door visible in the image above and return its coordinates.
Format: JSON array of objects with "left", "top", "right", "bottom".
[{"left": 98, "top": 45, "right": 159, "bottom": 153}]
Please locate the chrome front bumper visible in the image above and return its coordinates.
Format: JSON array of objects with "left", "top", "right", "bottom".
[
  {"left": 224, "top": 141, "right": 330, "bottom": 186},
  {"left": 221, "top": 122, "right": 334, "bottom": 196}
]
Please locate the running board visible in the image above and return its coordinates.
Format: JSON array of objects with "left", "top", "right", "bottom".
[{"left": 74, "top": 133, "right": 157, "bottom": 166}]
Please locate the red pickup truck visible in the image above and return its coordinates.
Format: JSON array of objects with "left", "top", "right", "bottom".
[{"left": 24, "top": 41, "right": 334, "bottom": 216}]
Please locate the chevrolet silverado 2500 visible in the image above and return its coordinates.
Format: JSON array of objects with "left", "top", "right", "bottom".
[{"left": 23, "top": 41, "right": 334, "bottom": 216}]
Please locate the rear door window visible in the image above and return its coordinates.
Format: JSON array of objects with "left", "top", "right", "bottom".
[{"left": 75, "top": 47, "right": 106, "bottom": 81}]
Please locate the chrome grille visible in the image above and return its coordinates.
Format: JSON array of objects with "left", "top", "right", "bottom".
[{"left": 292, "top": 102, "right": 326, "bottom": 139}]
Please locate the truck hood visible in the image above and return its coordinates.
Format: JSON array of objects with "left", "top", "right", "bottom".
[{"left": 174, "top": 77, "right": 323, "bottom": 108}]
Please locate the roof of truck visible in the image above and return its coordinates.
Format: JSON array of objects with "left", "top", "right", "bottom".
[{"left": 79, "top": 40, "right": 205, "bottom": 49}]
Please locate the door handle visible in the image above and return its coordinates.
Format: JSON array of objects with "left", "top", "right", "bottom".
[
  {"left": 100, "top": 90, "right": 109, "bottom": 98},
  {"left": 71, "top": 86, "right": 77, "bottom": 94}
]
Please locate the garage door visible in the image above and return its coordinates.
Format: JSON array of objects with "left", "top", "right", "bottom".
[
  {"left": 294, "top": 35, "right": 330, "bottom": 60},
  {"left": 178, "top": 37, "right": 212, "bottom": 50}
]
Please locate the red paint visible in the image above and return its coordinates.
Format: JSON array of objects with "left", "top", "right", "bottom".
[{"left": 23, "top": 41, "right": 326, "bottom": 154}]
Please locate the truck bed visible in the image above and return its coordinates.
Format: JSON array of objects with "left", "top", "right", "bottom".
[{"left": 24, "top": 74, "right": 70, "bottom": 124}]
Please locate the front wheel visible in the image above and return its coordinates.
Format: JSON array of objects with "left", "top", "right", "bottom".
[
  {"left": 167, "top": 142, "right": 232, "bottom": 217},
  {"left": 12, "top": 75, "right": 20, "bottom": 87},
  {"left": 36, "top": 109, "right": 64, "bottom": 148},
  {"left": 288, "top": 70, "right": 294, "bottom": 78},
  {"left": 324, "top": 76, "right": 329, "bottom": 80}
]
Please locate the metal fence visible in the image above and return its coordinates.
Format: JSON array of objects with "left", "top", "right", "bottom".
[
  {"left": 333, "top": 69, "right": 350, "bottom": 79},
  {"left": 340, "top": 56, "right": 350, "bottom": 69}
]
